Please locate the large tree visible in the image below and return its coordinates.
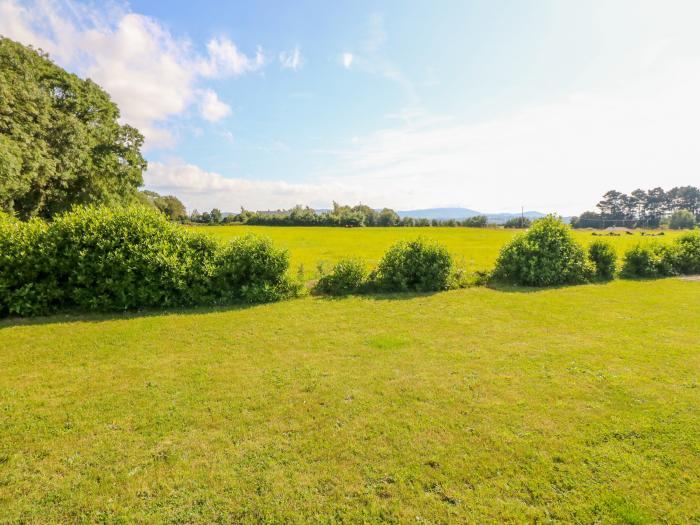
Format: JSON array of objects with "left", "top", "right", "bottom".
[{"left": 0, "top": 37, "right": 147, "bottom": 219}]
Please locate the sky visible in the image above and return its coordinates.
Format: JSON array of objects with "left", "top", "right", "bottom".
[{"left": 2, "top": 0, "right": 700, "bottom": 215}]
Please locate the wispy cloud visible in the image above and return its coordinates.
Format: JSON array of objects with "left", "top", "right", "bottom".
[
  {"left": 341, "top": 52, "right": 354, "bottom": 69},
  {"left": 199, "top": 37, "right": 264, "bottom": 77},
  {"left": 340, "top": 14, "right": 417, "bottom": 105},
  {"left": 279, "top": 46, "right": 303, "bottom": 70},
  {"left": 318, "top": 57, "right": 700, "bottom": 215}
]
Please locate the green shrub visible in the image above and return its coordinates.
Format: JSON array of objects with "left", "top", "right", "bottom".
[
  {"left": 671, "top": 232, "right": 700, "bottom": 274},
  {"left": 492, "top": 216, "right": 593, "bottom": 286},
  {"left": 504, "top": 216, "right": 531, "bottom": 228},
  {"left": 620, "top": 243, "right": 677, "bottom": 278},
  {"left": 315, "top": 258, "right": 367, "bottom": 295},
  {"left": 375, "top": 238, "right": 453, "bottom": 292},
  {"left": 213, "top": 234, "right": 294, "bottom": 303},
  {"left": 0, "top": 216, "right": 62, "bottom": 316},
  {"left": 588, "top": 240, "right": 617, "bottom": 280},
  {"left": 669, "top": 209, "right": 696, "bottom": 230},
  {"left": 46, "top": 206, "right": 219, "bottom": 311},
  {"left": 0, "top": 206, "right": 294, "bottom": 316}
]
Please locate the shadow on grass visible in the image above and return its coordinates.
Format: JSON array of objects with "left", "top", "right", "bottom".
[
  {"left": 312, "top": 290, "right": 441, "bottom": 302},
  {"left": 3, "top": 277, "right": 688, "bottom": 328},
  {"left": 0, "top": 301, "right": 265, "bottom": 330}
]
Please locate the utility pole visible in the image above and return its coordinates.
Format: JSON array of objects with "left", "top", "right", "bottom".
[{"left": 521, "top": 206, "right": 524, "bottom": 227}]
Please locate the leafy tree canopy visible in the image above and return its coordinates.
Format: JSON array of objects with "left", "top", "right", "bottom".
[
  {"left": 138, "top": 190, "right": 187, "bottom": 221},
  {"left": 0, "top": 37, "right": 147, "bottom": 219}
]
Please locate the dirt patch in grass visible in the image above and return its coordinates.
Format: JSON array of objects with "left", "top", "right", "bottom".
[{"left": 679, "top": 275, "right": 700, "bottom": 281}]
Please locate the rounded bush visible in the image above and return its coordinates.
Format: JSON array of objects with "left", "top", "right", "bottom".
[
  {"left": 48, "top": 206, "right": 220, "bottom": 310},
  {"left": 492, "top": 216, "right": 593, "bottom": 286},
  {"left": 315, "top": 258, "right": 367, "bottom": 295},
  {"left": 375, "top": 238, "right": 453, "bottom": 292},
  {"left": 620, "top": 243, "right": 677, "bottom": 279},
  {"left": 588, "top": 240, "right": 617, "bottom": 280},
  {"left": 672, "top": 232, "right": 700, "bottom": 274},
  {"left": 213, "top": 234, "right": 293, "bottom": 303}
]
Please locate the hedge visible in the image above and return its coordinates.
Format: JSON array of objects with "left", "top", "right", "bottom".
[{"left": 0, "top": 206, "right": 296, "bottom": 317}]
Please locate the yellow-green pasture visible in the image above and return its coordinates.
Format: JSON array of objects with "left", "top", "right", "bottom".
[{"left": 193, "top": 225, "right": 684, "bottom": 276}]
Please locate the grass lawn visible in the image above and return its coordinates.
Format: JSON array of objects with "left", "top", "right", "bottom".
[
  {"left": 193, "top": 225, "right": 684, "bottom": 277},
  {"left": 2, "top": 279, "right": 699, "bottom": 523}
]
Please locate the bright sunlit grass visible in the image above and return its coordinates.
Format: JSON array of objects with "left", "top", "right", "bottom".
[
  {"left": 1, "top": 278, "right": 699, "bottom": 523},
  {"left": 194, "top": 225, "right": 684, "bottom": 276}
]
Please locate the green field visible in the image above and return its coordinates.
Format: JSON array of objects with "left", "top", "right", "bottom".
[
  {"left": 194, "top": 225, "right": 683, "bottom": 276},
  {"left": 2, "top": 277, "right": 700, "bottom": 523}
]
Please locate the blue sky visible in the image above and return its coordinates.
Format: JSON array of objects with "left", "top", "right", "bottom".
[{"left": 3, "top": 0, "right": 700, "bottom": 214}]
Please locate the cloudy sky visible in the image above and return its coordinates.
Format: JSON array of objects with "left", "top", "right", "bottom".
[{"left": 2, "top": 0, "right": 700, "bottom": 214}]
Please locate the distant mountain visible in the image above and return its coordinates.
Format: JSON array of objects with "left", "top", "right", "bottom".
[{"left": 397, "top": 208, "right": 548, "bottom": 223}]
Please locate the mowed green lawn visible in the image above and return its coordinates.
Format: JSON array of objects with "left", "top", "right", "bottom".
[
  {"left": 194, "top": 225, "right": 683, "bottom": 276},
  {"left": 2, "top": 279, "right": 699, "bottom": 523}
]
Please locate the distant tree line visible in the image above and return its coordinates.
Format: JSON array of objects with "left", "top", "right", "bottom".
[
  {"left": 210, "top": 202, "right": 490, "bottom": 227},
  {"left": 571, "top": 186, "right": 700, "bottom": 229}
]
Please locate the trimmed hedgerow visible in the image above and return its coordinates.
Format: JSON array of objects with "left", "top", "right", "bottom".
[
  {"left": 47, "top": 206, "right": 219, "bottom": 311},
  {"left": 588, "top": 240, "right": 617, "bottom": 280},
  {"left": 492, "top": 216, "right": 593, "bottom": 287},
  {"left": 315, "top": 258, "right": 368, "bottom": 296},
  {"left": 0, "top": 206, "right": 295, "bottom": 317},
  {"left": 374, "top": 238, "right": 453, "bottom": 292},
  {"left": 0, "top": 214, "right": 62, "bottom": 317}
]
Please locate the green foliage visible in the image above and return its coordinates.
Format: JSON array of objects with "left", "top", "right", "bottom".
[
  {"left": 139, "top": 190, "right": 187, "bottom": 220},
  {"left": 0, "top": 37, "right": 147, "bottom": 219},
  {"left": 375, "top": 238, "right": 453, "bottom": 292},
  {"left": 669, "top": 209, "right": 696, "bottom": 230},
  {"left": 377, "top": 208, "right": 400, "bottom": 226},
  {"left": 571, "top": 211, "right": 603, "bottom": 229},
  {"left": 670, "top": 232, "right": 700, "bottom": 274},
  {"left": 0, "top": 216, "right": 60, "bottom": 317},
  {"left": 594, "top": 186, "right": 700, "bottom": 228},
  {"left": 462, "top": 215, "right": 488, "bottom": 227},
  {"left": 620, "top": 243, "right": 677, "bottom": 278},
  {"left": 213, "top": 234, "right": 294, "bottom": 303},
  {"left": 0, "top": 206, "right": 294, "bottom": 316},
  {"left": 492, "top": 216, "right": 593, "bottom": 286},
  {"left": 588, "top": 240, "right": 617, "bottom": 280},
  {"left": 229, "top": 204, "right": 490, "bottom": 228},
  {"left": 504, "top": 216, "right": 532, "bottom": 228},
  {"left": 315, "top": 258, "right": 368, "bottom": 295}
]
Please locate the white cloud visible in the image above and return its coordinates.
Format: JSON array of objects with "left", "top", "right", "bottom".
[
  {"left": 317, "top": 58, "right": 700, "bottom": 215},
  {"left": 144, "top": 161, "right": 363, "bottom": 212},
  {"left": 199, "top": 37, "right": 264, "bottom": 77},
  {"left": 279, "top": 46, "right": 303, "bottom": 70},
  {"left": 0, "top": 0, "right": 262, "bottom": 147},
  {"left": 199, "top": 90, "right": 232, "bottom": 122},
  {"left": 341, "top": 52, "right": 354, "bottom": 68}
]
